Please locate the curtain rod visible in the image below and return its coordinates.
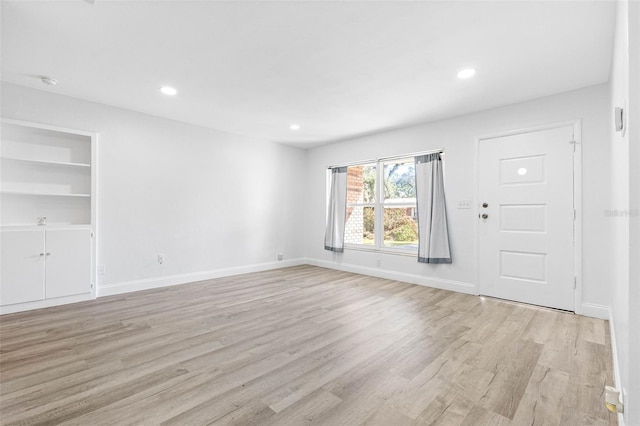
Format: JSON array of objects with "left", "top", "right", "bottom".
[{"left": 328, "top": 148, "right": 444, "bottom": 169}]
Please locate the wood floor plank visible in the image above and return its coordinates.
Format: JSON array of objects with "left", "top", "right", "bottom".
[
  {"left": 520, "top": 309, "right": 560, "bottom": 345},
  {"left": 477, "top": 339, "right": 543, "bottom": 419},
  {"left": 261, "top": 389, "right": 342, "bottom": 426},
  {"left": 314, "top": 372, "right": 410, "bottom": 426},
  {"left": 363, "top": 403, "right": 413, "bottom": 426},
  {"left": 460, "top": 405, "right": 513, "bottom": 426},
  {"left": 0, "top": 265, "right": 616, "bottom": 426},
  {"left": 511, "top": 364, "right": 570, "bottom": 426}
]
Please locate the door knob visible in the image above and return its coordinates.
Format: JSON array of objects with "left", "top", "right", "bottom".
[
  {"left": 482, "top": 203, "right": 489, "bottom": 208},
  {"left": 481, "top": 213, "right": 489, "bottom": 219}
]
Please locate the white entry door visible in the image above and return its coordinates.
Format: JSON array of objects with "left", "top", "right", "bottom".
[{"left": 478, "top": 126, "right": 575, "bottom": 311}]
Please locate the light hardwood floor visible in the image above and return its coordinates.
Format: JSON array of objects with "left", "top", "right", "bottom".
[{"left": 0, "top": 265, "right": 616, "bottom": 425}]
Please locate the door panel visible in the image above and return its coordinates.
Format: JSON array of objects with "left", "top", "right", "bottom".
[
  {"left": 479, "top": 126, "right": 575, "bottom": 311},
  {"left": 499, "top": 155, "right": 546, "bottom": 185},
  {"left": 1, "top": 230, "right": 45, "bottom": 305},
  {"left": 45, "top": 229, "right": 91, "bottom": 299},
  {"left": 500, "top": 204, "right": 546, "bottom": 232},
  {"left": 500, "top": 250, "right": 546, "bottom": 282}
]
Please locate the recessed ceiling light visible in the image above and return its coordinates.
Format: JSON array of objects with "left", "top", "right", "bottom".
[
  {"left": 289, "top": 124, "right": 301, "bottom": 130},
  {"left": 41, "top": 76, "right": 58, "bottom": 86},
  {"left": 457, "top": 68, "right": 476, "bottom": 79},
  {"left": 160, "top": 86, "right": 177, "bottom": 96}
]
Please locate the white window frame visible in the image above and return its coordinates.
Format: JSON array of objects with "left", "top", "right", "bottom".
[{"left": 336, "top": 151, "right": 443, "bottom": 256}]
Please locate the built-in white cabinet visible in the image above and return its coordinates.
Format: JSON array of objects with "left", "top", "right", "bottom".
[
  {"left": 1, "top": 228, "right": 92, "bottom": 305},
  {"left": 0, "top": 119, "right": 96, "bottom": 314},
  {"left": 0, "top": 230, "right": 45, "bottom": 305}
]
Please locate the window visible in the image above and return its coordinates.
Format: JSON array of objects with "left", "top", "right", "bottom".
[
  {"left": 343, "top": 157, "right": 421, "bottom": 253},
  {"left": 345, "top": 164, "right": 376, "bottom": 246},
  {"left": 382, "top": 158, "right": 417, "bottom": 251}
]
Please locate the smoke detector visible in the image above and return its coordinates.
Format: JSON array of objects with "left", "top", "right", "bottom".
[{"left": 41, "top": 77, "right": 58, "bottom": 86}]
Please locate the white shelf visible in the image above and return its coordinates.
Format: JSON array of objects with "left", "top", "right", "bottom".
[
  {"left": 1, "top": 224, "right": 91, "bottom": 231},
  {"left": 1, "top": 119, "right": 94, "bottom": 229},
  {"left": 1, "top": 156, "right": 90, "bottom": 168},
  {"left": 0, "top": 190, "right": 91, "bottom": 198}
]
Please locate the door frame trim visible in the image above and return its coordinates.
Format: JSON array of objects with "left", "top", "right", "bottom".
[{"left": 474, "top": 120, "right": 582, "bottom": 314}]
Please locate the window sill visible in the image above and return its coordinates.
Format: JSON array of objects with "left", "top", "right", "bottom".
[{"left": 343, "top": 245, "right": 418, "bottom": 257}]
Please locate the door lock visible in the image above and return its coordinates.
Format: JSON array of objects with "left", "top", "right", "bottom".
[{"left": 482, "top": 203, "right": 489, "bottom": 208}]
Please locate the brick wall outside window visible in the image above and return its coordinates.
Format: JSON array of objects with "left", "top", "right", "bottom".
[{"left": 345, "top": 166, "right": 364, "bottom": 244}]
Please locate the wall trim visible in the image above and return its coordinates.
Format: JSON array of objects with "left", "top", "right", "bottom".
[
  {"left": 0, "top": 293, "right": 95, "bottom": 315},
  {"left": 580, "top": 302, "right": 610, "bottom": 320},
  {"left": 305, "top": 257, "right": 475, "bottom": 294},
  {"left": 97, "top": 258, "right": 306, "bottom": 297},
  {"left": 609, "top": 306, "right": 626, "bottom": 426}
]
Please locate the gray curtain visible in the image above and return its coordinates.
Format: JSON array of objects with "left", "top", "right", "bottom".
[
  {"left": 415, "top": 153, "right": 452, "bottom": 263},
  {"left": 324, "top": 167, "right": 348, "bottom": 252}
]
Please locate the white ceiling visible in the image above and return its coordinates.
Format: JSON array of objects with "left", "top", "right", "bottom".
[{"left": 1, "top": 1, "right": 616, "bottom": 147}]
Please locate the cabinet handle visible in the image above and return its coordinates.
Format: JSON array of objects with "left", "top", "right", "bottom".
[
  {"left": 40, "top": 253, "right": 45, "bottom": 256},
  {"left": 46, "top": 252, "right": 51, "bottom": 256}
]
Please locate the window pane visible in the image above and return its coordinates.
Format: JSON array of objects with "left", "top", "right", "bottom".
[
  {"left": 345, "top": 206, "right": 375, "bottom": 246},
  {"left": 383, "top": 207, "right": 418, "bottom": 250},
  {"left": 383, "top": 160, "right": 415, "bottom": 201},
  {"left": 347, "top": 164, "right": 376, "bottom": 204}
]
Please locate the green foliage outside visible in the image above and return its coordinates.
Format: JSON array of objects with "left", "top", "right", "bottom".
[
  {"left": 362, "top": 207, "right": 418, "bottom": 245},
  {"left": 383, "top": 163, "right": 416, "bottom": 200},
  {"left": 361, "top": 162, "right": 418, "bottom": 245},
  {"left": 384, "top": 208, "right": 418, "bottom": 242},
  {"left": 362, "top": 166, "right": 376, "bottom": 202},
  {"left": 363, "top": 207, "right": 375, "bottom": 241},
  {"left": 361, "top": 162, "right": 416, "bottom": 201}
]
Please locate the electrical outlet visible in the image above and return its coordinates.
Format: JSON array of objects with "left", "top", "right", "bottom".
[
  {"left": 158, "top": 253, "right": 165, "bottom": 264},
  {"left": 277, "top": 253, "right": 284, "bottom": 261},
  {"left": 97, "top": 265, "right": 105, "bottom": 276},
  {"left": 457, "top": 200, "right": 472, "bottom": 209}
]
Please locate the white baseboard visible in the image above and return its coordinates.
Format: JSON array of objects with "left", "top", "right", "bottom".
[
  {"left": 0, "top": 293, "right": 95, "bottom": 315},
  {"left": 608, "top": 307, "right": 626, "bottom": 426},
  {"left": 97, "top": 258, "right": 306, "bottom": 297},
  {"left": 581, "top": 302, "right": 610, "bottom": 319},
  {"left": 304, "top": 257, "right": 476, "bottom": 295}
]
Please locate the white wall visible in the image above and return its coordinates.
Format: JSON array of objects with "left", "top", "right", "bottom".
[
  {"left": 609, "top": 0, "right": 630, "bottom": 422},
  {"left": 628, "top": 1, "right": 640, "bottom": 422},
  {"left": 609, "top": 0, "right": 640, "bottom": 424},
  {"left": 1, "top": 82, "right": 307, "bottom": 294},
  {"left": 304, "top": 83, "right": 612, "bottom": 317}
]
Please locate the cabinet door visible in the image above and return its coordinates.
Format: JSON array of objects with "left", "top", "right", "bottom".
[
  {"left": 45, "top": 229, "right": 91, "bottom": 299},
  {"left": 1, "top": 230, "right": 45, "bottom": 305}
]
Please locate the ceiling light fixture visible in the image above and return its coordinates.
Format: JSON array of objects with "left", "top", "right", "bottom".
[
  {"left": 289, "top": 124, "right": 301, "bottom": 130},
  {"left": 160, "top": 86, "right": 177, "bottom": 96},
  {"left": 457, "top": 68, "right": 476, "bottom": 79},
  {"left": 41, "top": 76, "right": 58, "bottom": 86}
]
